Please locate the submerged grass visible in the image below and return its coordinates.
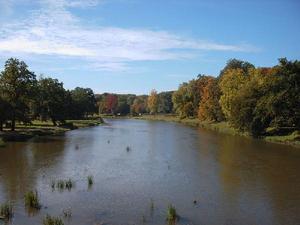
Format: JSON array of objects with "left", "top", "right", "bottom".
[
  {"left": 0, "top": 202, "right": 13, "bottom": 220},
  {"left": 87, "top": 176, "right": 93, "bottom": 187},
  {"left": 55, "top": 179, "right": 74, "bottom": 191},
  {"left": 43, "top": 215, "right": 64, "bottom": 225},
  {"left": 24, "top": 190, "right": 40, "bottom": 209},
  {"left": 166, "top": 204, "right": 178, "bottom": 222}
]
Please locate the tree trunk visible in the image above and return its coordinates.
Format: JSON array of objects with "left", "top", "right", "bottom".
[{"left": 11, "top": 112, "right": 15, "bottom": 131}]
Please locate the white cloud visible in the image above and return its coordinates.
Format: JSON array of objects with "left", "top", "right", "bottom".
[{"left": 0, "top": 0, "right": 258, "bottom": 72}]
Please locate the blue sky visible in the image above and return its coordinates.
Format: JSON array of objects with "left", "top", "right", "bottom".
[{"left": 0, "top": 0, "right": 299, "bottom": 94}]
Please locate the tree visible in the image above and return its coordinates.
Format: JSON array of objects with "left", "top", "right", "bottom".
[
  {"left": 131, "top": 96, "right": 148, "bottom": 115},
  {"left": 147, "top": 89, "right": 158, "bottom": 114},
  {"left": 105, "top": 94, "right": 118, "bottom": 114},
  {"left": 157, "top": 91, "right": 173, "bottom": 113},
  {"left": 198, "top": 77, "right": 224, "bottom": 122},
  {"left": 37, "top": 77, "right": 68, "bottom": 125},
  {"left": 219, "top": 58, "right": 254, "bottom": 77},
  {"left": 0, "top": 58, "right": 37, "bottom": 131},
  {"left": 0, "top": 95, "right": 10, "bottom": 131},
  {"left": 219, "top": 68, "right": 249, "bottom": 121},
  {"left": 70, "top": 87, "right": 96, "bottom": 118}
]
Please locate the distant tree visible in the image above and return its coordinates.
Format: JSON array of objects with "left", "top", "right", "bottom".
[
  {"left": 172, "top": 83, "right": 194, "bottom": 118},
  {"left": 131, "top": 96, "right": 148, "bottom": 115},
  {"left": 198, "top": 77, "right": 224, "bottom": 122},
  {"left": 70, "top": 87, "right": 96, "bottom": 118},
  {"left": 36, "top": 77, "right": 67, "bottom": 125},
  {"left": 105, "top": 94, "right": 118, "bottom": 114},
  {"left": 0, "top": 58, "right": 37, "bottom": 130},
  {"left": 157, "top": 91, "right": 173, "bottom": 113},
  {"left": 147, "top": 89, "right": 158, "bottom": 114},
  {"left": 116, "top": 95, "right": 130, "bottom": 115}
]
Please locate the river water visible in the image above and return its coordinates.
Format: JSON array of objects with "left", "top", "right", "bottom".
[{"left": 0, "top": 119, "right": 299, "bottom": 225}]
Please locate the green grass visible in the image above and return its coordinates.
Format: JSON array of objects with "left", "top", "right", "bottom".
[
  {"left": 166, "top": 204, "right": 178, "bottom": 222},
  {"left": 0, "top": 202, "right": 13, "bottom": 220},
  {"left": 87, "top": 176, "right": 93, "bottom": 187},
  {"left": 24, "top": 190, "right": 40, "bottom": 209},
  {"left": 0, "top": 138, "right": 5, "bottom": 147},
  {"left": 43, "top": 215, "right": 64, "bottom": 225},
  {"left": 265, "top": 131, "right": 300, "bottom": 146}
]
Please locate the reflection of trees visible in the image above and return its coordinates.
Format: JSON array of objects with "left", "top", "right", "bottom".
[
  {"left": 0, "top": 137, "right": 66, "bottom": 201},
  {"left": 217, "top": 134, "right": 300, "bottom": 224}
]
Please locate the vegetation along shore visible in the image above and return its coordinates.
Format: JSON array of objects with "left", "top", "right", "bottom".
[{"left": 1, "top": 57, "right": 299, "bottom": 147}]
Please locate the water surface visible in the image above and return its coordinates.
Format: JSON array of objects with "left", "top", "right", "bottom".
[{"left": 0, "top": 119, "right": 299, "bottom": 225}]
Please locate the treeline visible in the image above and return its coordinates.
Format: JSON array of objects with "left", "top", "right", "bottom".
[
  {"left": 0, "top": 58, "right": 97, "bottom": 131},
  {"left": 97, "top": 58, "right": 299, "bottom": 137},
  {"left": 173, "top": 58, "right": 300, "bottom": 136},
  {"left": 96, "top": 90, "right": 174, "bottom": 116},
  {"left": 1, "top": 57, "right": 299, "bottom": 136}
]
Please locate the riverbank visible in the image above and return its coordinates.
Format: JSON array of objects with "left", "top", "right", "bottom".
[
  {"left": 131, "top": 115, "right": 300, "bottom": 147},
  {"left": 0, "top": 119, "right": 103, "bottom": 143}
]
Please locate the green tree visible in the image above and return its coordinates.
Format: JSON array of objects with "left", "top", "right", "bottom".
[
  {"left": 0, "top": 58, "right": 37, "bottom": 131},
  {"left": 37, "top": 77, "right": 68, "bottom": 125},
  {"left": 70, "top": 87, "right": 96, "bottom": 118}
]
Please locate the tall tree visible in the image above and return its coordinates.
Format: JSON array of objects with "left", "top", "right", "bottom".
[
  {"left": 198, "top": 77, "right": 224, "bottom": 122},
  {"left": 37, "top": 77, "right": 67, "bottom": 125},
  {"left": 147, "top": 89, "right": 158, "bottom": 114},
  {"left": 0, "top": 58, "right": 37, "bottom": 131}
]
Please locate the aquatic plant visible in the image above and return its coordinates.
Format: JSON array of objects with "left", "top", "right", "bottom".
[
  {"left": 87, "top": 175, "right": 93, "bottom": 187},
  {"left": 56, "top": 180, "right": 65, "bottom": 190},
  {"left": 166, "top": 204, "right": 178, "bottom": 222},
  {"left": 43, "top": 215, "right": 64, "bottom": 225},
  {"left": 0, "top": 138, "right": 5, "bottom": 148},
  {"left": 62, "top": 208, "right": 72, "bottom": 218},
  {"left": 0, "top": 202, "right": 13, "bottom": 220},
  {"left": 65, "top": 179, "right": 73, "bottom": 190},
  {"left": 150, "top": 198, "right": 154, "bottom": 211},
  {"left": 24, "top": 190, "right": 40, "bottom": 209}
]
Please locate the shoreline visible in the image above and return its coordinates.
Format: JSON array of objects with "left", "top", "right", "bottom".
[
  {"left": 104, "top": 115, "right": 300, "bottom": 148},
  {"left": 0, "top": 119, "right": 103, "bottom": 143}
]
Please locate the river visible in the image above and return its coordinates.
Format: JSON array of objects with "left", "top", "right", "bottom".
[{"left": 0, "top": 119, "right": 299, "bottom": 225}]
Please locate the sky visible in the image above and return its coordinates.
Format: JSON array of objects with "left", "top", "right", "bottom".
[{"left": 0, "top": 0, "right": 299, "bottom": 94}]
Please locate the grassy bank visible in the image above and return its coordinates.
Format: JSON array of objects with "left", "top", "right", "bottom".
[
  {"left": 133, "top": 115, "right": 300, "bottom": 147},
  {"left": 0, "top": 118, "right": 103, "bottom": 142}
]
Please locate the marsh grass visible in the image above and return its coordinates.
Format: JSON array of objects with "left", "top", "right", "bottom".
[
  {"left": 24, "top": 191, "right": 40, "bottom": 209},
  {"left": 166, "top": 204, "right": 178, "bottom": 222},
  {"left": 62, "top": 208, "right": 72, "bottom": 218},
  {"left": 65, "top": 179, "right": 73, "bottom": 190},
  {"left": 0, "top": 202, "right": 13, "bottom": 220},
  {"left": 0, "top": 138, "right": 5, "bottom": 148},
  {"left": 43, "top": 215, "right": 64, "bottom": 225},
  {"left": 87, "top": 176, "right": 93, "bottom": 187},
  {"left": 55, "top": 179, "right": 74, "bottom": 191}
]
